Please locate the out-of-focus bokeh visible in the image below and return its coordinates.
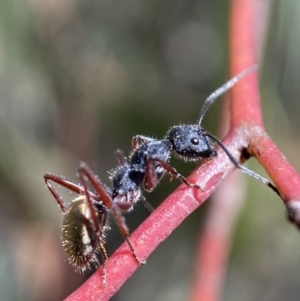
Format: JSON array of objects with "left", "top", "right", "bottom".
[{"left": 0, "top": 0, "right": 300, "bottom": 300}]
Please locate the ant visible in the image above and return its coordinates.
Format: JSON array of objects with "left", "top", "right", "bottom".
[{"left": 44, "top": 65, "right": 279, "bottom": 286}]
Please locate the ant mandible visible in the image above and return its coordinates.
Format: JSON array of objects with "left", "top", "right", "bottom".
[{"left": 44, "top": 65, "right": 279, "bottom": 286}]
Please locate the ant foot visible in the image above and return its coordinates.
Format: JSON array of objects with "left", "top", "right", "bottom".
[
  {"left": 134, "top": 256, "right": 146, "bottom": 265},
  {"left": 187, "top": 182, "right": 205, "bottom": 191}
]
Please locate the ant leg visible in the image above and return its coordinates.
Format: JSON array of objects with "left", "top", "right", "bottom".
[
  {"left": 150, "top": 159, "right": 203, "bottom": 190},
  {"left": 140, "top": 195, "right": 155, "bottom": 213},
  {"left": 44, "top": 173, "right": 99, "bottom": 212},
  {"left": 132, "top": 135, "right": 155, "bottom": 150},
  {"left": 77, "top": 162, "right": 145, "bottom": 265},
  {"left": 205, "top": 133, "right": 280, "bottom": 197},
  {"left": 111, "top": 206, "right": 146, "bottom": 265},
  {"left": 76, "top": 166, "right": 107, "bottom": 244},
  {"left": 44, "top": 173, "right": 87, "bottom": 212},
  {"left": 99, "top": 242, "right": 109, "bottom": 287},
  {"left": 77, "top": 163, "right": 114, "bottom": 210},
  {"left": 114, "top": 149, "right": 128, "bottom": 166},
  {"left": 144, "top": 158, "right": 161, "bottom": 191}
]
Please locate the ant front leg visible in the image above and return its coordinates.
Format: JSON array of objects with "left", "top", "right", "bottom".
[
  {"left": 140, "top": 195, "right": 155, "bottom": 213},
  {"left": 145, "top": 159, "right": 203, "bottom": 191},
  {"left": 132, "top": 135, "right": 155, "bottom": 150},
  {"left": 143, "top": 158, "right": 163, "bottom": 192},
  {"left": 77, "top": 162, "right": 146, "bottom": 265}
]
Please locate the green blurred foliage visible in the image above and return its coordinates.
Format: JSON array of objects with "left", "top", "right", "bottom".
[{"left": 0, "top": 0, "right": 299, "bottom": 300}]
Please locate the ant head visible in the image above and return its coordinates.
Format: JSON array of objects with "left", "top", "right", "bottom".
[
  {"left": 166, "top": 66, "right": 257, "bottom": 162},
  {"left": 166, "top": 125, "right": 217, "bottom": 161},
  {"left": 62, "top": 195, "right": 107, "bottom": 272}
]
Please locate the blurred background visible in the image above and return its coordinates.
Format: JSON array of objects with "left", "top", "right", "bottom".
[{"left": 0, "top": 0, "right": 300, "bottom": 300}]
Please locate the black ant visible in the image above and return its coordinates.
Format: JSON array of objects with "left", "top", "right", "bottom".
[{"left": 44, "top": 65, "right": 279, "bottom": 286}]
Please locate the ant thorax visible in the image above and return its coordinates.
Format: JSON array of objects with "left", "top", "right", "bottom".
[
  {"left": 166, "top": 124, "right": 217, "bottom": 161},
  {"left": 130, "top": 140, "right": 172, "bottom": 174},
  {"left": 61, "top": 195, "right": 108, "bottom": 272}
]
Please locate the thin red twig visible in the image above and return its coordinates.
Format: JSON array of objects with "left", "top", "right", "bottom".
[
  {"left": 230, "top": 0, "right": 263, "bottom": 127},
  {"left": 230, "top": 0, "right": 300, "bottom": 222}
]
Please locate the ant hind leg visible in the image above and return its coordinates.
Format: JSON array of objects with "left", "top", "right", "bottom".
[
  {"left": 99, "top": 242, "right": 109, "bottom": 287},
  {"left": 44, "top": 173, "right": 85, "bottom": 213},
  {"left": 110, "top": 206, "right": 146, "bottom": 265}
]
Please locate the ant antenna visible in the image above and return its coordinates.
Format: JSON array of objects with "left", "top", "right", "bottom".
[
  {"left": 205, "top": 133, "right": 280, "bottom": 197},
  {"left": 198, "top": 65, "right": 258, "bottom": 126}
]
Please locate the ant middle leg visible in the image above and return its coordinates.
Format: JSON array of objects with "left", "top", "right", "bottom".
[
  {"left": 114, "top": 149, "right": 128, "bottom": 166},
  {"left": 140, "top": 195, "right": 155, "bottom": 213},
  {"left": 144, "top": 158, "right": 203, "bottom": 191},
  {"left": 132, "top": 135, "right": 155, "bottom": 150}
]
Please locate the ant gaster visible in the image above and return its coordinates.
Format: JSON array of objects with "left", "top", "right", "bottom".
[{"left": 44, "top": 65, "right": 279, "bottom": 286}]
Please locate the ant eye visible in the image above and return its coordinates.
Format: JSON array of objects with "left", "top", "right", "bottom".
[{"left": 191, "top": 138, "right": 199, "bottom": 145}]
